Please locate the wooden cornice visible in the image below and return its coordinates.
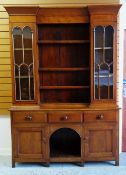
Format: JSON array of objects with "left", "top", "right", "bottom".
[
  {"left": 5, "top": 5, "right": 121, "bottom": 23},
  {"left": 4, "top": 6, "right": 39, "bottom": 15},
  {"left": 88, "top": 5, "right": 121, "bottom": 15}
]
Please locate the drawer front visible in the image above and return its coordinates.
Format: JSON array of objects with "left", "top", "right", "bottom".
[
  {"left": 84, "top": 111, "right": 116, "bottom": 122},
  {"left": 48, "top": 112, "right": 83, "bottom": 123},
  {"left": 13, "top": 112, "right": 47, "bottom": 123}
]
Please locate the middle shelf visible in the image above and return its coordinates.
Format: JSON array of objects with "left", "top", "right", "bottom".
[
  {"left": 38, "top": 40, "right": 89, "bottom": 44},
  {"left": 40, "top": 86, "right": 90, "bottom": 89},
  {"left": 39, "top": 67, "right": 89, "bottom": 71}
]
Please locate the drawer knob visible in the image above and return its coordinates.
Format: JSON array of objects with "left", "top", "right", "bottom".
[
  {"left": 60, "top": 115, "right": 69, "bottom": 121},
  {"left": 25, "top": 115, "right": 32, "bottom": 121},
  {"left": 96, "top": 114, "right": 104, "bottom": 120}
]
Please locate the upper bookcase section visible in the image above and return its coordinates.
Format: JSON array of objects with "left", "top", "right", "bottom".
[{"left": 5, "top": 5, "right": 121, "bottom": 24}]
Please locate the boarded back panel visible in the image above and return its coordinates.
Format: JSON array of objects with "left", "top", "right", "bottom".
[
  {"left": 0, "top": 84, "right": 12, "bottom": 90},
  {"left": 0, "top": 25, "right": 9, "bottom": 31},
  {"left": 0, "top": 78, "right": 12, "bottom": 83},
  {"left": 0, "top": 97, "right": 12, "bottom": 102},
  {"left": 0, "top": 59, "right": 11, "bottom": 64},
  {"left": 0, "top": 65, "right": 11, "bottom": 70},
  {"left": 0, "top": 71, "right": 11, "bottom": 77},
  {"left": 0, "top": 52, "right": 10, "bottom": 57},
  {"left": 0, "top": 32, "right": 9, "bottom": 38},
  {"left": 0, "top": 103, "right": 12, "bottom": 109},
  {"left": 0, "top": 39, "right": 10, "bottom": 45},
  {"left": 0, "top": 12, "right": 8, "bottom": 19},
  {"left": 0, "top": 19, "right": 9, "bottom": 24},
  {"left": 0, "top": 91, "right": 12, "bottom": 96},
  {"left": 0, "top": 45, "right": 10, "bottom": 51}
]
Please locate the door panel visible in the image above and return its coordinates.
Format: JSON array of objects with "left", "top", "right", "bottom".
[
  {"left": 14, "top": 127, "right": 46, "bottom": 159},
  {"left": 84, "top": 123, "right": 116, "bottom": 160}
]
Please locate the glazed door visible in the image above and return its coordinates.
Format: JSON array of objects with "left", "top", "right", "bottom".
[
  {"left": 13, "top": 127, "right": 47, "bottom": 160},
  {"left": 93, "top": 25, "right": 114, "bottom": 100},
  {"left": 84, "top": 123, "right": 116, "bottom": 160},
  {"left": 11, "top": 23, "right": 38, "bottom": 104}
]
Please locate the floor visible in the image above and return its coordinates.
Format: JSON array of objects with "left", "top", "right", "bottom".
[{"left": 0, "top": 153, "right": 126, "bottom": 175}]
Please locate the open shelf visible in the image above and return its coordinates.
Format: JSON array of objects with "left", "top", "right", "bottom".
[
  {"left": 38, "top": 23, "right": 89, "bottom": 41},
  {"left": 40, "top": 89, "right": 90, "bottom": 103},
  {"left": 39, "top": 67, "right": 89, "bottom": 71},
  {"left": 38, "top": 40, "right": 89, "bottom": 44},
  {"left": 40, "top": 86, "right": 89, "bottom": 89},
  {"left": 38, "top": 22, "right": 90, "bottom": 103}
]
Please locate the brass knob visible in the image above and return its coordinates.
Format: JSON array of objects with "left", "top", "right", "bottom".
[
  {"left": 25, "top": 115, "right": 32, "bottom": 121},
  {"left": 60, "top": 115, "right": 69, "bottom": 121},
  {"left": 96, "top": 114, "right": 104, "bottom": 120}
]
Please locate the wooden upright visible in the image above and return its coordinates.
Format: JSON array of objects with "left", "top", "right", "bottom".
[{"left": 5, "top": 5, "right": 121, "bottom": 167}]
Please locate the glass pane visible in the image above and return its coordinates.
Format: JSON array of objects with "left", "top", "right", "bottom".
[
  {"left": 30, "top": 64, "right": 33, "bottom": 75},
  {"left": 105, "top": 26, "right": 114, "bottom": 47},
  {"left": 110, "top": 64, "right": 113, "bottom": 74},
  {"left": 109, "top": 76, "right": 113, "bottom": 99},
  {"left": 95, "top": 26, "right": 104, "bottom": 48},
  {"left": 30, "top": 65, "right": 34, "bottom": 100},
  {"left": 12, "top": 27, "right": 22, "bottom": 48},
  {"left": 14, "top": 50, "right": 23, "bottom": 65},
  {"left": 15, "top": 78, "right": 20, "bottom": 100},
  {"left": 99, "top": 77, "right": 108, "bottom": 99},
  {"left": 99, "top": 64, "right": 109, "bottom": 99},
  {"left": 24, "top": 50, "right": 33, "bottom": 65},
  {"left": 105, "top": 49, "right": 113, "bottom": 64},
  {"left": 95, "top": 49, "right": 103, "bottom": 65},
  {"left": 20, "top": 78, "right": 29, "bottom": 100},
  {"left": 20, "top": 64, "right": 28, "bottom": 76},
  {"left": 30, "top": 78, "right": 34, "bottom": 100},
  {"left": 23, "top": 27, "right": 32, "bottom": 48},
  {"left": 95, "top": 77, "right": 99, "bottom": 99},
  {"left": 15, "top": 65, "right": 19, "bottom": 77}
]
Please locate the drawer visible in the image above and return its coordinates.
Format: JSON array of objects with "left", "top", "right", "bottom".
[
  {"left": 48, "top": 112, "right": 83, "bottom": 123},
  {"left": 13, "top": 112, "right": 47, "bottom": 123},
  {"left": 84, "top": 111, "right": 116, "bottom": 122}
]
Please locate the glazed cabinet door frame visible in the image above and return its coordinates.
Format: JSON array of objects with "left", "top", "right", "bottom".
[
  {"left": 90, "top": 22, "right": 117, "bottom": 104},
  {"left": 10, "top": 22, "right": 39, "bottom": 104},
  {"left": 88, "top": 5, "right": 121, "bottom": 105}
]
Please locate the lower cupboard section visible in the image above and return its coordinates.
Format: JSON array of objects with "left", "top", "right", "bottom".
[{"left": 11, "top": 110, "right": 119, "bottom": 167}]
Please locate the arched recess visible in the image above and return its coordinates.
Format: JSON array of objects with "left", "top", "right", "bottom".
[{"left": 49, "top": 127, "right": 81, "bottom": 158}]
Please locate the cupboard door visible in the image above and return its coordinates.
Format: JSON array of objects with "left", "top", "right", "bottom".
[
  {"left": 13, "top": 127, "right": 47, "bottom": 160},
  {"left": 84, "top": 123, "right": 116, "bottom": 160}
]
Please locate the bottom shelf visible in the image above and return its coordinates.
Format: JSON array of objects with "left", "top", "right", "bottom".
[{"left": 40, "top": 89, "right": 90, "bottom": 103}]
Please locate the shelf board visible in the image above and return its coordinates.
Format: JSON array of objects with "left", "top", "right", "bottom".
[
  {"left": 39, "top": 67, "right": 89, "bottom": 71},
  {"left": 40, "top": 86, "right": 89, "bottom": 90},
  {"left": 38, "top": 40, "right": 90, "bottom": 44}
]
